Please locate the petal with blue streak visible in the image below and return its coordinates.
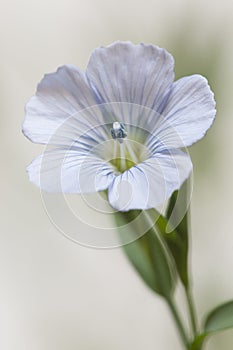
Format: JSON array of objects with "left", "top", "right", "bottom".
[
  {"left": 27, "top": 149, "right": 115, "bottom": 193},
  {"left": 108, "top": 149, "right": 192, "bottom": 211},
  {"left": 86, "top": 42, "right": 174, "bottom": 110},
  {"left": 23, "top": 65, "right": 98, "bottom": 144},
  {"left": 147, "top": 74, "right": 216, "bottom": 150}
]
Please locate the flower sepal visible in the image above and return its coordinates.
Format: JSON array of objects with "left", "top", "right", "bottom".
[
  {"left": 114, "top": 209, "right": 176, "bottom": 299},
  {"left": 162, "top": 179, "right": 190, "bottom": 288}
]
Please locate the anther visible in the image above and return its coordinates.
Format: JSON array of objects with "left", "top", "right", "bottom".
[{"left": 110, "top": 122, "right": 127, "bottom": 142}]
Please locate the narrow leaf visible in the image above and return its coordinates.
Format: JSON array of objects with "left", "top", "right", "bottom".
[
  {"left": 114, "top": 210, "right": 175, "bottom": 299},
  {"left": 205, "top": 300, "right": 233, "bottom": 333},
  {"left": 163, "top": 180, "right": 190, "bottom": 287},
  {"left": 189, "top": 301, "right": 233, "bottom": 349}
]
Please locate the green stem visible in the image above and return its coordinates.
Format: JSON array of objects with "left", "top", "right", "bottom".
[
  {"left": 167, "top": 298, "right": 190, "bottom": 348},
  {"left": 186, "top": 287, "right": 198, "bottom": 337}
]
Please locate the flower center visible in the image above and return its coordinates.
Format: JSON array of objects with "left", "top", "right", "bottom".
[{"left": 109, "top": 122, "right": 148, "bottom": 173}]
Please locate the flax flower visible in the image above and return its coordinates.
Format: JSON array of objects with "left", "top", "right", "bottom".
[{"left": 23, "top": 42, "right": 216, "bottom": 211}]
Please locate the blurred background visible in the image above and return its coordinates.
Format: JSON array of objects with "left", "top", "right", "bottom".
[{"left": 1, "top": 0, "right": 233, "bottom": 348}]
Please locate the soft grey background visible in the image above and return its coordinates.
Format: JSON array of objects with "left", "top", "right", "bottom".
[{"left": 1, "top": 0, "right": 233, "bottom": 349}]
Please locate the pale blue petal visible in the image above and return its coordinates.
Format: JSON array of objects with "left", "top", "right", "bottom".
[
  {"left": 146, "top": 75, "right": 216, "bottom": 151},
  {"left": 108, "top": 150, "right": 192, "bottom": 211},
  {"left": 23, "top": 65, "right": 99, "bottom": 144},
  {"left": 27, "top": 149, "right": 115, "bottom": 193},
  {"left": 86, "top": 42, "right": 174, "bottom": 110},
  {"left": 95, "top": 102, "right": 162, "bottom": 147}
]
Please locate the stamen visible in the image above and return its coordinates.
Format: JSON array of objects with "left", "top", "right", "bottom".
[
  {"left": 125, "top": 139, "right": 138, "bottom": 164},
  {"left": 110, "top": 122, "right": 127, "bottom": 141},
  {"left": 113, "top": 137, "right": 118, "bottom": 160},
  {"left": 120, "top": 142, "right": 126, "bottom": 171},
  {"left": 109, "top": 122, "right": 147, "bottom": 173}
]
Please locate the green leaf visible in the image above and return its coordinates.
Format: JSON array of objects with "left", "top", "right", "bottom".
[
  {"left": 114, "top": 210, "right": 176, "bottom": 299},
  {"left": 189, "top": 300, "right": 233, "bottom": 349},
  {"left": 189, "top": 301, "right": 233, "bottom": 350},
  {"left": 205, "top": 300, "right": 233, "bottom": 333},
  {"left": 162, "top": 180, "right": 190, "bottom": 287}
]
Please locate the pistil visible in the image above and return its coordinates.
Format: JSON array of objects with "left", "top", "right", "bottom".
[{"left": 109, "top": 122, "right": 146, "bottom": 173}]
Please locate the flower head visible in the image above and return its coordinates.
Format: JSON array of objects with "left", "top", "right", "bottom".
[{"left": 23, "top": 42, "right": 216, "bottom": 211}]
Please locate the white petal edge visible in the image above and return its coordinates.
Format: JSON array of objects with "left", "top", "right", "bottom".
[
  {"left": 86, "top": 41, "right": 175, "bottom": 111},
  {"left": 22, "top": 65, "right": 99, "bottom": 144},
  {"left": 108, "top": 149, "right": 193, "bottom": 211},
  {"left": 148, "top": 74, "right": 216, "bottom": 150},
  {"left": 27, "top": 149, "right": 115, "bottom": 193}
]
